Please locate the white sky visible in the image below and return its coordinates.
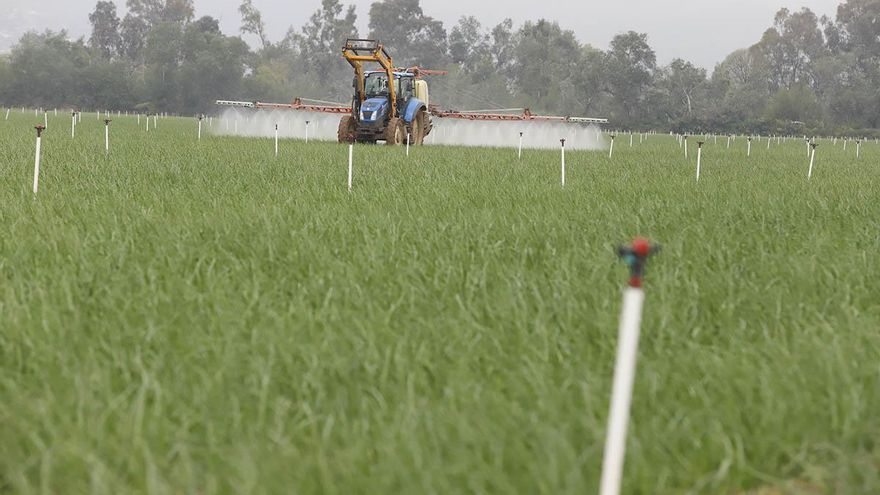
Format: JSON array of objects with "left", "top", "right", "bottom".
[{"left": 0, "top": 0, "right": 844, "bottom": 68}]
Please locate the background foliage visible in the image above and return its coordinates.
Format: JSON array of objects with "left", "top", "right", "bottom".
[{"left": 1, "top": 0, "right": 879, "bottom": 135}]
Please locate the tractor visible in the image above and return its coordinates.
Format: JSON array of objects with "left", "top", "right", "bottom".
[{"left": 337, "top": 39, "right": 433, "bottom": 145}]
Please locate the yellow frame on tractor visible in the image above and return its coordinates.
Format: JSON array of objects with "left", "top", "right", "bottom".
[{"left": 342, "top": 39, "right": 397, "bottom": 119}]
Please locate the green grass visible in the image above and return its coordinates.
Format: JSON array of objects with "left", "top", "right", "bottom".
[{"left": 1, "top": 111, "right": 878, "bottom": 494}]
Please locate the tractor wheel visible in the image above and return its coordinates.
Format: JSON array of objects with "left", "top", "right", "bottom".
[
  {"left": 411, "top": 110, "right": 427, "bottom": 145},
  {"left": 384, "top": 118, "right": 405, "bottom": 145},
  {"left": 337, "top": 115, "right": 356, "bottom": 143}
]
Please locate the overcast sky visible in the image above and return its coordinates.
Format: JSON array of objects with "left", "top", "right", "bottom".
[{"left": 0, "top": 0, "right": 844, "bottom": 68}]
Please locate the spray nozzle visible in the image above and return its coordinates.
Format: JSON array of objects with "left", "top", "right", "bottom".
[{"left": 618, "top": 238, "right": 660, "bottom": 288}]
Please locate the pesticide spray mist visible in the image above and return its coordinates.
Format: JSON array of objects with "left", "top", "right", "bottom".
[{"left": 214, "top": 108, "right": 607, "bottom": 151}]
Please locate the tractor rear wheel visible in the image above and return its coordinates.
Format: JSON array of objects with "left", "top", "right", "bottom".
[
  {"left": 337, "top": 115, "right": 356, "bottom": 143},
  {"left": 412, "top": 109, "right": 427, "bottom": 145},
  {"left": 384, "top": 118, "right": 405, "bottom": 145}
]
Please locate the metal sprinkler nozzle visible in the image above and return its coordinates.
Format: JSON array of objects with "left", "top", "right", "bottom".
[
  {"left": 35, "top": 125, "right": 45, "bottom": 137},
  {"left": 697, "top": 141, "right": 705, "bottom": 147},
  {"left": 810, "top": 142, "right": 819, "bottom": 150},
  {"left": 560, "top": 138, "right": 566, "bottom": 147},
  {"left": 104, "top": 119, "right": 112, "bottom": 125},
  {"left": 618, "top": 238, "right": 661, "bottom": 288}
]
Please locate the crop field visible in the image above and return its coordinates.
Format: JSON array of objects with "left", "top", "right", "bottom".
[{"left": 0, "top": 112, "right": 878, "bottom": 494}]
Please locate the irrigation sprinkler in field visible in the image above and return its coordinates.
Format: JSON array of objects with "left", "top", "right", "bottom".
[
  {"left": 33, "top": 125, "right": 45, "bottom": 195},
  {"left": 808, "top": 142, "right": 818, "bottom": 179},
  {"left": 78, "top": 111, "right": 81, "bottom": 124},
  {"left": 683, "top": 135, "right": 688, "bottom": 159},
  {"left": 856, "top": 139, "right": 861, "bottom": 159},
  {"left": 104, "top": 119, "right": 112, "bottom": 154},
  {"left": 44, "top": 112, "right": 48, "bottom": 129},
  {"left": 696, "top": 141, "right": 704, "bottom": 181},
  {"left": 600, "top": 237, "right": 660, "bottom": 495},
  {"left": 71, "top": 111, "right": 76, "bottom": 138},
  {"left": 747, "top": 136, "right": 752, "bottom": 157},
  {"left": 4, "top": 108, "right": 9, "bottom": 120},
  {"left": 274, "top": 124, "right": 279, "bottom": 158},
  {"left": 767, "top": 136, "right": 771, "bottom": 149},
  {"left": 406, "top": 132, "right": 411, "bottom": 157},
  {"left": 560, "top": 138, "right": 566, "bottom": 187},
  {"left": 842, "top": 138, "right": 847, "bottom": 151},
  {"left": 629, "top": 133, "right": 633, "bottom": 147},
  {"left": 305, "top": 120, "right": 311, "bottom": 143},
  {"left": 609, "top": 135, "right": 615, "bottom": 158},
  {"left": 198, "top": 114, "right": 203, "bottom": 141},
  {"left": 518, "top": 132, "right": 524, "bottom": 159}
]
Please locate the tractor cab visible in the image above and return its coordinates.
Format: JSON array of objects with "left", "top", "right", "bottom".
[{"left": 338, "top": 39, "right": 433, "bottom": 145}]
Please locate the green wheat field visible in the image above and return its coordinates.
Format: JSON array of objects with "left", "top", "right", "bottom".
[{"left": 1, "top": 112, "right": 878, "bottom": 494}]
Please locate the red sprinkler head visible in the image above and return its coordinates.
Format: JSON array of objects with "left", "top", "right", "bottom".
[
  {"left": 618, "top": 237, "right": 661, "bottom": 288},
  {"left": 35, "top": 125, "right": 46, "bottom": 137}
]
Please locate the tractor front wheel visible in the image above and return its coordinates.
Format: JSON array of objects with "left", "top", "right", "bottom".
[
  {"left": 337, "top": 115, "right": 356, "bottom": 143},
  {"left": 384, "top": 118, "right": 405, "bottom": 145}
]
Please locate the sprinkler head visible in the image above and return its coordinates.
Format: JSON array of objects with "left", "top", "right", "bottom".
[
  {"left": 560, "top": 138, "right": 566, "bottom": 147},
  {"left": 810, "top": 143, "right": 819, "bottom": 149},
  {"left": 519, "top": 131, "right": 523, "bottom": 137},
  {"left": 104, "top": 119, "right": 112, "bottom": 125},
  {"left": 697, "top": 141, "right": 705, "bottom": 147},
  {"left": 35, "top": 125, "right": 46, "bottom": 137},
  {"left": 610, "top": 135, "right": 616, "bottom": 139},
  {"left": 618, "top": 237, "right": 661, "bottom": 288},
  {"left": 748, "top": 136, "right": 752, "bottom": 141}
]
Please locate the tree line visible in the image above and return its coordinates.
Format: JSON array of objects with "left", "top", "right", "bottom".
[{"left": 0, "top": 0, "right": 878, "bottom": 136}]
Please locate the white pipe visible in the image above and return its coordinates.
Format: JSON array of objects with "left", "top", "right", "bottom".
[
  {"left": 105, "top": 124, "right": 110, "bottom": 153},
  {"left": 629, "top": 133, "right": 633, "bottom": 147},
  {"left": 305, "top": 121, "right": 310, "bottom": 143},
  {"left": 347, "top": 144, "right": 353, "bottom": 192},
  {"left": 747, "top": 139, "right": 751, "bottom": 157},
  {"left": 727, "top": 136, "right": 731, "bottom": 149},
  {"left": 33, "top": 133, "right": 42, "bottom": 194},
  {"left": 609, "top": 137, "right": 615, "bottom": 158},
  {"left": 518, "top": 132, "right": 523, "bottom": 159},
  {"left": 44, "top": 113, "right": 48, "bottom": 129},
  {"left": 599, "top": 286, "right": 646, "bottom": 495},
  {"left": 275, "top": 124, "right": 279, "bottom": 157},
  {"left": 560, "top": 140, "right": 566, "bottom": 187},
  {"left": 406, "top": 133, "right": 410, "bottom": 157},
  {"left": 198, "top": 120, "right": 202, "bottom": 141},
  {"left": 71, "top": 114, "right": 76, "bottom": 138},
  {"left": 808, "top": 146, "right": 816, "bottom": 179},
  {"left": 696, "top": 145, "right": 702, "bottom": 181},
  {"left": 4, "top": 108, "right": 9, "bottom": 120}
]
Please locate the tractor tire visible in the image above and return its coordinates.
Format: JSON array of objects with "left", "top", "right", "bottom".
[
  {"left": 337, "top": 115, "right": 356, "bottom": 144},
  {"left": 411, "top": 110, "right": 427, "bottom": 145},
  {"left": 384, "top": 118, "right": 405, "bottom": 145}
]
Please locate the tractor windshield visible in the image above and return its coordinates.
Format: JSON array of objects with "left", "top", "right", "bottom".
[{"left": 364, "top": 73, "right": 389, "bottom": 97}]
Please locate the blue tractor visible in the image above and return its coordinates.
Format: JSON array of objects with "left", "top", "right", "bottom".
[{"left": 337, "top": 39, "right": 433, "bottom": 145}]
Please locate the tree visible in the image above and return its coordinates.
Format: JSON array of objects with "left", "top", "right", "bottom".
[
  {"left": 604, "top": 31, "right": 657, "bottom": 123},
  {"left": 368, "top": 0, "right": 448, "bottom": 66},
  {"left": 663, "top": 58, "right": 706, "bottom": 118},
  {"left": 509, "top": 20, "right": 582, "bottom": 115},
  {"left": 449, "top": 16, "right": 490, "bottom": 73},
  {"left": 291, "top": 0, "right": 359, "bottom": 99},
  {"left": 751, "top": 8, "right": 826, "bottom": 90},
  {"left": 89, "top": 1, "right": 122, "bottom": 59},
  {"left": 239, "top": 0, "right": 270, "bottom": 50},
  {"left": 120, "top": 14, "right": 150, "bottom": 64}
]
